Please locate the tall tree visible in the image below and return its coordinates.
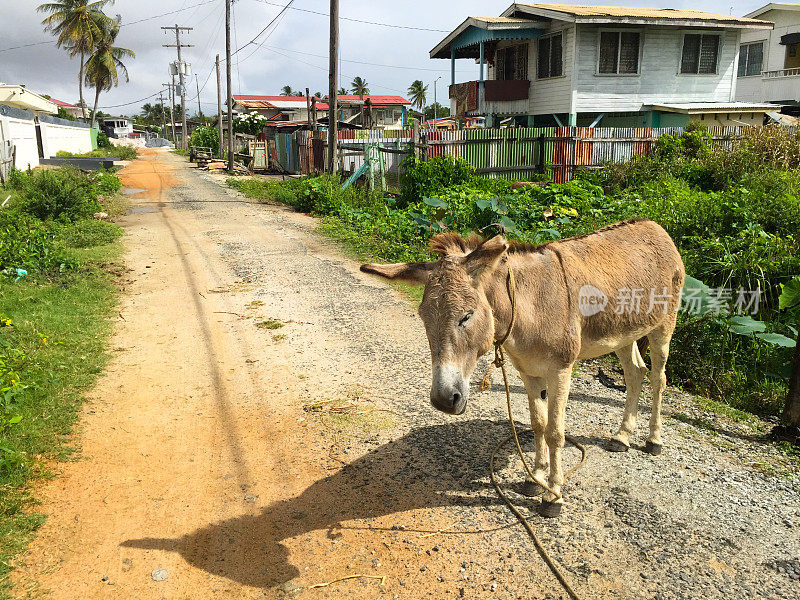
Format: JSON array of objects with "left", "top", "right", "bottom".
[
  {"left": 407, "top": 80, "right": 428, "bottom": 110},
  {"left": 38, "top": 0, "right": 115, "bottom": 119},
  {"left": 350, "top": 76, "right": 369, "bottom": 98},
  {"left": 280, "top": 85, "right": 295, "bottom": 96},
  {"left": 84, "top": 15, "right": 134, "bottom": 128}
]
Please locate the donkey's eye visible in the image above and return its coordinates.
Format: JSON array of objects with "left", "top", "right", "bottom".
[{"left": 458, "top": 312, "right": 474, "bottom": 327}]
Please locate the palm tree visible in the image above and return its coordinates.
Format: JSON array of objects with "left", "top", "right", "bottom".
[
  {"left": 38, "top": 0, "right": 115, "bottom": 119},
  {"left": 407, "top": 80, "right": 428, "bottom": 111},
  {"left": 84, "top": 15, "right": 134, "bottom": 128},
  {"left": 314, "top": 91, "right": 322, "bottom": 98},
  {"left": 281, "top": 85, "right": 299, "bottom": 96},
  {"left": 337, "top": 87, "right": 347, "bottom": 95},
  {"left": 350, "top": 76, "right": 369, "bottom": 98}
]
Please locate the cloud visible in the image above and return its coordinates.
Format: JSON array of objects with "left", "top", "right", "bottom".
[{"left": 0, "top": 0, "right": 769, "bottom": 116}]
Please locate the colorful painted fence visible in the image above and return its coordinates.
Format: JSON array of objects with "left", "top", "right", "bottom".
[{"left": 279, "top": 125, "right": 791, "bottom": 183}]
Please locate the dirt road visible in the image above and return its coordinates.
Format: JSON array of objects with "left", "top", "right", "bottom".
[{"left": 15, "top": 150, "right": 799, "bottom": 600}]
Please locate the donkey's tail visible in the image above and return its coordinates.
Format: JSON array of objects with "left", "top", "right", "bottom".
[{"left": 633, "top": 338, "right": 649, "bottom": 371}]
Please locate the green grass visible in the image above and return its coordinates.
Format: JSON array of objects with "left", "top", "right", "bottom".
[
  {"left": 0, "top": 247, "right": 121, "bottom": 596},
  {"left": 56, "top": 146, "right": 137, "bottom": 161}
]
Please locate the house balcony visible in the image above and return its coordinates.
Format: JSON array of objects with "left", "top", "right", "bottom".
[
  {"left": 449, "top": 79, "right": 530, "bottom": 117},
  {"left": 759, "top": 68, "right": 800, "bottom": 103}
]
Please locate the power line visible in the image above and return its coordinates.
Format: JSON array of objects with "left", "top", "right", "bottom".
[
  {"left": 0, "top": 1, "right": 217, "bottom": 53},
  {"left": 230, "top": 0, "right": 294, "bottom": 59},
  {"left": 261, "top": 44, "right": 450, "bottom": 72},
  {"left": 98, "top": 90, "right": 162, "bottom": 109},
  {"left": 252, "top": 0, "right": 449, "bottom": 32}
]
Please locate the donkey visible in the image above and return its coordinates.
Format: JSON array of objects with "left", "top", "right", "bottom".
[{"left": 361, "top": 219, "right": 685, "bottom": 517}]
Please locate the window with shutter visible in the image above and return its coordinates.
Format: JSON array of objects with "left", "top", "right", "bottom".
[
  {"left": 538, "top": 37, "right": 551, "bottom": 79},
  {"left": 514, "top": 44, "right": 529, "bottom": 80},
  {"left": 698, "top": 35, "right": 719, "bottom": 74},
  {"left": 682, "top": 34, "right": 719, "bottom": 74},
  {"left": 599, "top": 32, "right": 619, "bottom": 73},
  {"left": 738, "top": 46, "right": 747, "bottom": 77},
  {"left": 746, "top": 42, "right": 763, "bottom": 76},
  {"left": 681, "top": 34, "right": 701, "bottom": 73},
  {"left": 619, "top": 32, "right": 640, "bottom": 74},
  {"left": 551, "top": 34, "right": 563, "bottom": 76},
  {"left": 537, "top": 34, "right": 562, "bottom": 79},
  {"left": 496, "top": 48, "right": 507, "bottom": 80},
  {"left": 598, "top": 31, "right": 639, "bottom": 74}
]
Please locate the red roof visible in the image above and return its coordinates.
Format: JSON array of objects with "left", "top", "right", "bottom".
[
  {"left": 233, "top": 94, "right": 409, "bottom": 106},
  {"left": 51, "top": 98, "right": 76, "bottom": 108}
]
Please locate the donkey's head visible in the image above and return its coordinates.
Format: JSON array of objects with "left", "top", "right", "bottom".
[{"left": 361, "top": 233, "right": 509, "bottom": 415}]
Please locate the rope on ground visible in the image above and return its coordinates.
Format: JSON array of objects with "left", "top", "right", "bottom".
[{"left": 489, "top": 263, "right": 587, "bottom": 600}]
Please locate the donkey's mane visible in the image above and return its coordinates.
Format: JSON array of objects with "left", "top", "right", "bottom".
[{"left": 429, "top": 218, "right": 652, "bottom": 256}]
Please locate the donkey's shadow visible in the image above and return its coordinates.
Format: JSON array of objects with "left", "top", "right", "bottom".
[{"left": 122, "top": 420, "right": 521, "bottom": 588}]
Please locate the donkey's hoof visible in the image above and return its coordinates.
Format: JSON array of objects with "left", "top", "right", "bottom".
[
  {"left": 605, "top": 438, "right": 629, "bottom": 453},
  {"left": 539, "top": 500, "right": 562, "bottom": 518},
  {"left": 644, "top": 441, "right": 663, "bottom": 456},
  {"left": 520, "top": 480, "right": 542, "bottom": 497}
]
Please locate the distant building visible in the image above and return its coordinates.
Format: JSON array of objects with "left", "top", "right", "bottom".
[
  {"left": 737, "top": 3, "right": 800, "bottom": 114},
  {"left": 0, "top": 84, "right": 57, "bottom": 114},
  {"left": 50, "top": 98, "right": 85, "bottom": 119},
  {"left": 100, "top": 116, "right": 134, "bottom": 138},
  {"left": 231, "top": 94, "right": 412, "bottom": 129}
]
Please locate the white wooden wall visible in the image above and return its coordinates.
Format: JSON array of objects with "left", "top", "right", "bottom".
[
  {"left": 0, "top": 113, "right": 39, "bottom": 169},
  {"left": 39, "top": 120, "right": 92, "bottom": 157},
  {"left": 572, "top": 25, "right": 741, "bottom": 112}
]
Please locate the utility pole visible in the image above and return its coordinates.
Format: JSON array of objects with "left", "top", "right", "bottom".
[
  {"left": 158, "top": 91, "right": 168, "bottom": 139},
  {"left": 226, "top": 0, "right": 234, "bottom": 172},
  {"left": 327, "top": 0, "right": 339, "bottom": 173},
  {"left": 216, "top": 54, "right": 223, "bottom": 159},
  {"left": 162, "top": 24, "right": 193, "bottom": 150},
  {"left": 165, "top": 81, "right": 176, "bottom": 142},
  {"left": 195, "top": 73, "right": 203, "bottom": 122},
  {"left": 305, "top": 87, "right": 312, "bottom": 128}
]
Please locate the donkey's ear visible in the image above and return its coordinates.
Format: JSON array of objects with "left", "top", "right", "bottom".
[
  {"left": 360, "top": 261, "right": 434, "bottom": 285},
  {"left": 464, "top": 235, "right": 509, "bottom": 280}
]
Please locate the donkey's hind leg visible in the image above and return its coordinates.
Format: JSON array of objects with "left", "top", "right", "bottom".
[
  {"left": 607, "top": 342, "right": 648, "bottom": 452},
  {"left": 644, "top": 324, "right": 674, "bottom": 455}
]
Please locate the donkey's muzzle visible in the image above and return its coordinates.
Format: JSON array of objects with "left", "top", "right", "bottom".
[{"left": 431, "top": 389, "right": 467, "bottom": 415}]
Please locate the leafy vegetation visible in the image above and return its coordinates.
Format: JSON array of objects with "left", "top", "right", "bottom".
[
  {"left": 188, "top": 125, "right": 220, "bottom": 155},
  {"left": 56, "top": 144, "right": 138, "bottom": 160},
  {"left": 229, "top": 125, "right": 799, "bottom": 420},
  {"left": 0, "top": 165, "right": 124, "bottom": 597}
]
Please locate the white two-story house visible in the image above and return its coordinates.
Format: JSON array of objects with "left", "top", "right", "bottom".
[
  {"left": 736, "top": 3, "right": 800, "bottom": 113},
  {"left": 431, "top": 3, "right": 775, "bottom": 128}
]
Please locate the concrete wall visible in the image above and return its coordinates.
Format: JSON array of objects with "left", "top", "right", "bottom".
[
  {"left": 37, "top": 114, "right": 93, "bottom": 157},
  {"left": 0, "top": 104, "right": 39, "bottom": 169}
]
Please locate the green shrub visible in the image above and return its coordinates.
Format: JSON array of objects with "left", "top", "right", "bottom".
[
  {"left": 188, "top": 125, "right": 220, "bottom": 155},
  {"left": 56, "top": 219, "right": 123, "bottom": 248},
  {"left": 13, "top": 168, "right": 100, "bottom": 222},
  {"left": 57, "top": 146, "right": 137, "bottom": 160},
  {"left": 0, "top": 210, "right": 73, "bottom": 274},
  {"left": 93, "top": 170, "right": 122, "bottom": 196},
  {"left": 96, "top": 131, "right": 112, "bottom": 149},
  {"left": 400, "top": 155, "right": 477, "bottom": 207}
]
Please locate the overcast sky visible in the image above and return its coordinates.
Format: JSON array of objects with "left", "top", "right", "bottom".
[{"left": 0, "top": 0, "right": 770, "bottom": 116}]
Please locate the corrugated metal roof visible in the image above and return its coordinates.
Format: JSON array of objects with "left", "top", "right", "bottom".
[
  {"left": 515, "top": 3, "right": 767, "bottom": 23},
  {"left": 508, "top": 3, "right": 771, "bottom": 26},
  {"left": 470, "top": 16, "right": 533, "bottom": 24},
  {"left": 50, "top": 98, "right": 76, "bottom": 108}
]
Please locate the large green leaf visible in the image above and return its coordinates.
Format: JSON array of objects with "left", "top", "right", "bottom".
[
  {"left": 423, "top": 197, "right": 447, "bottom": 209},
  {"left": 726, "top": 315, "right": 767, "bottom": 335},
  {"left": 755, "top": 332, "right": 797, "bottom": 348},
  {"left": 778, "top": 276, "right": 800, "bottom": 311}
]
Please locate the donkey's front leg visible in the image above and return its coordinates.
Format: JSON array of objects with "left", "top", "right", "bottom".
[
  {"left": 520, "top": 375, "right": 548, "bottom": 497},
  {"left": 541, "top": 367, "right": 572, "bottom": 517}
]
